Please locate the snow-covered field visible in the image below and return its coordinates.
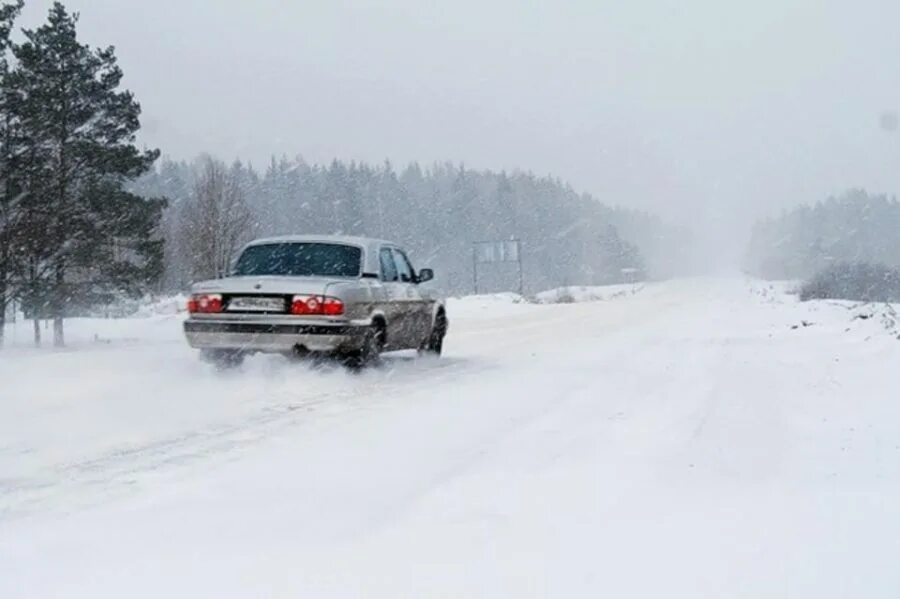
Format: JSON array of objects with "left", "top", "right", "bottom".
[{"left": 2, "top": 278, "right": 899, "bottom": 598}]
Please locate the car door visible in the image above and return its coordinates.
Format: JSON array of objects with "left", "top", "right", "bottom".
[
  {"left": 378, "top": 246, "right": 406, "bottom": 350},
  {"left": 392, "top": 248, "right": 431, "bottom": 347}
]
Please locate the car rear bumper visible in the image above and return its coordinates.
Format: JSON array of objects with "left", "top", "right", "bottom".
[{"left": 183, "top": 319, "right": 368, "bottom": 352}]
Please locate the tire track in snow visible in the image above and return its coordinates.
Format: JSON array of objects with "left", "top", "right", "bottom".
[{"left": 1, "top": 282, "right": 687, "bottom": 522}]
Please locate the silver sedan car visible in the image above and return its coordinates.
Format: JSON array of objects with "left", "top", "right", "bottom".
[{"left": 183, "top": 235, "right": 447, "bottom": 367}]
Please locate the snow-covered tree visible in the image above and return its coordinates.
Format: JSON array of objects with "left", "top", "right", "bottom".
[
  {"left": 179, "top": 157, "right": 252, "bottom": 281},
  {"left": 136, "top": 156, "right": 686, "bottom": 295},
  {"left": 745, "top": 189, "right": 900, "bottom": 280}
]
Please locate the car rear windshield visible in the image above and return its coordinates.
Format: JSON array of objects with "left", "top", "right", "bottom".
[{"left": 233, "top": 243, "right": 362, "bottom": 278}]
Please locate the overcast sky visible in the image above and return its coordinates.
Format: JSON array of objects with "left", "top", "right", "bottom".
[{"left": 16, "top": 0, "right": 900, "bottom": 249}]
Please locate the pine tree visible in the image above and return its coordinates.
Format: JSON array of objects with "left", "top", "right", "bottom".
[
  {"left": 6, "top": 2, "right": 160, "bottom": 346},
  {"left": 0, "top": 1, "right": 23, "bottom": 348}
]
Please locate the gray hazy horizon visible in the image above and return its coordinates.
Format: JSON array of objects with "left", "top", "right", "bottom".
[{"left": 17, "top": 0, "right": 900, "bottom": 262}]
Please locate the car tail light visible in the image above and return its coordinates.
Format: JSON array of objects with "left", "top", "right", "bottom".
[
  {"left": 187, "top": 293, "right": 223, "bottom": 314},
  {"left": 291, "top": 295, "right": 344, "bottom": 316},
  {"left": 322, "top": 297, "right": 344, "bottom": 316}
]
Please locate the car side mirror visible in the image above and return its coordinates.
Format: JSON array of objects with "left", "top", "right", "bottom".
[{"left": 418, "top": 268, "right": 434, "bottom": 283}]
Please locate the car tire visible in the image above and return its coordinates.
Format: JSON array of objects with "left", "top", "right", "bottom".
[
  {"left": 343, "top": 323, "right": 385, "bottom": 369},
  {"left": 420, "top": 312, "right": 446, "bottom": 357},
  {"left": 200, "top": 348, "right": 245, "bottom": 370}
]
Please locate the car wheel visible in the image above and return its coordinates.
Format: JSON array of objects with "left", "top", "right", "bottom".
[
  {"left": 200, "top": 348, "right": 245, "bottom": 370},
  {"left": 344, "top": 323, "right": 385, "bottom": 369},
  {"left": 420, "top": 312, "right": 446, "bottom": 357}
]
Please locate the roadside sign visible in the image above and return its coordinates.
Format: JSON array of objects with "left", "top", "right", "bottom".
[{"left": 473, "top": 239, "right": 523, "bottom": 294}]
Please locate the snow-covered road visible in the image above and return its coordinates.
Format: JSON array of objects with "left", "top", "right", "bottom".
[{"left": 2, "top": 278, "right": 899, "bottom": 597}]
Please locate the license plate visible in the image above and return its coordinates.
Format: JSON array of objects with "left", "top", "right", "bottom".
[{"left": 227, "top": 296, "right": 286, "bottom": 312}]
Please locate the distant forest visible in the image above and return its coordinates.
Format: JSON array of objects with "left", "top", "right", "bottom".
[
  {"left": 744, "top": 189, "right": 900, "bottom": 280},
  {"left": 134, "top": 157, "right": 696, "bottom": 295}
]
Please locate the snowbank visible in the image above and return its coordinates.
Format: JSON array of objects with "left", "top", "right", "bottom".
[
  {"left": 133, "top": 294, "right": 188, "bottom": 317},
  {"left": 534, "top": 283, "right": 643, "bottom": 304}
]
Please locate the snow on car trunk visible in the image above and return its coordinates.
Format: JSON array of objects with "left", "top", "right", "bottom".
[{"left": 191, "top": 275, "right": 332, "bottom": 296}]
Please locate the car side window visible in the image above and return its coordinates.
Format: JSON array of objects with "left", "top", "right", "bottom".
[
  {"left": 393, "top": 249, "right": 415, "bottom": 283},
  {"left": 380, "top": 248, "right": 398, "bottom": 282}
]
